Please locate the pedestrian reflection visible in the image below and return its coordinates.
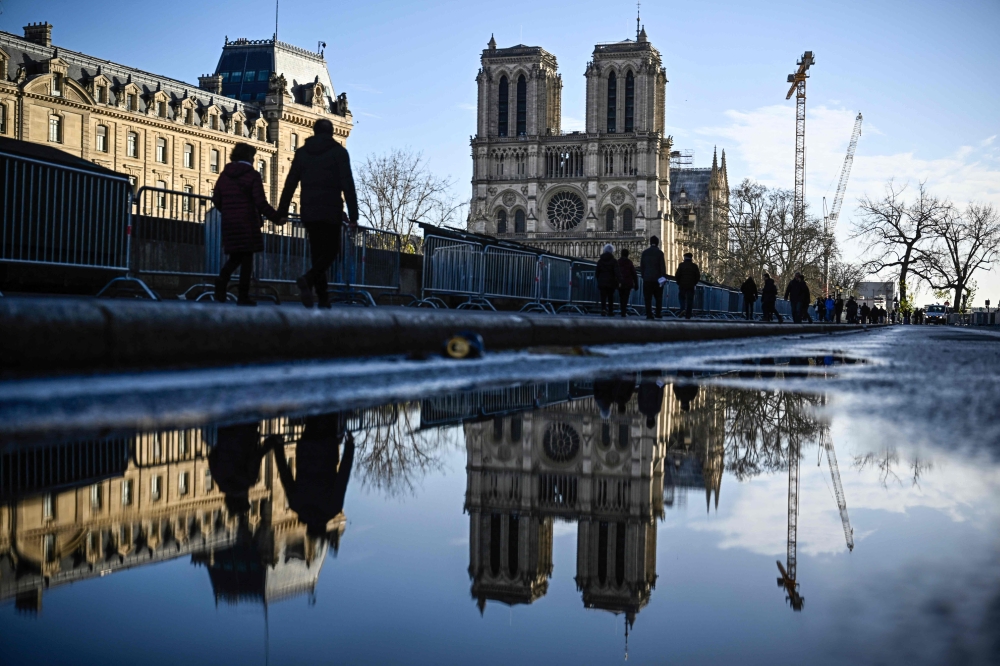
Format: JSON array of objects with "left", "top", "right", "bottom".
[{"left": 272, "top": 412, "right": 355, "bottom": 542}]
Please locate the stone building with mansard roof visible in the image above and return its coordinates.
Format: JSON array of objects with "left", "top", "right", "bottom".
[
  {"left": 0, "top": 22, "right": 351, "bottom": 212},
  {"left": 469, "top": 24, "right": 727, "bottom": 273}
]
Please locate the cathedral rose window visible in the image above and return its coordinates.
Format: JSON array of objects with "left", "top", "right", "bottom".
[
  {"left": 543, "top": 423, "right": 580, "bottom": 463},
  {"left": 546, "top": 192, "right": 584, "bottom": 231}
]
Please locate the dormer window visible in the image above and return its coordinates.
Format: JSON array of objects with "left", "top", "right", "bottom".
[
  {"left": 52, "top": 73, "right": 63, "bottom": 97},
  {"left": 127, "top": 93, "right": 138, "bottom": 111},
  {"left": 256, "top": 126, "right": 265, "bottom": 141},
  {"left": 185, "top": 108, "right": 193, "bottom": 125},
  {"left": 209, "top": 114, "right": 218, "bottom": 130},
  {"left": 157, "top": 101, "right": 167, "bottom": 118},
  {"left": 679, "top": 189, "right": 687, "bottom": 200},
  {"left": 96, "top": 85, "right": 107, "bottom": 104}
]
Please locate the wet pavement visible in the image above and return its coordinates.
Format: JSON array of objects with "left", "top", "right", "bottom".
[{"left": 1, "top": 325, "right": 999, "bottom": 665}]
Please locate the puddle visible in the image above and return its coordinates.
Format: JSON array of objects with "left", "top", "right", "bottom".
[{"left": 2, "top": 369, "right": 998, "bottom": 665}]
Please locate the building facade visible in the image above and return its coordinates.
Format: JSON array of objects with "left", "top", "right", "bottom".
[
  {"left": 0, "top": 22, "right": 351, "bottom": 212},
  {"left": 469, "top": 27, "right": 727, "bottom": 272}
]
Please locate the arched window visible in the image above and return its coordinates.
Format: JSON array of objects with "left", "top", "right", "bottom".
[
  {"left": 623, "top": 207, "right": 633, "bottom": 231},
  {"left": 607, "top": 71, "right": 617, "bottom": 133},
  {"left": 605, "top": 209, "right": 615, "bottom": 232},
  {"left": 514, "top": 209, "right": 526, "bottom": 233},
  {"left": 496, "top": 209, "right": 507, "bottom": 234},
  {"left": 624, "top": 70, "right": 635, "bottom": 132},
  {"left": 516, "top": 75, "right": 527, "bottom": 136},
  {"left": 95, "top": 125, "right": 108, "bottom": 152},
  {"left": 497, "top": 76, "right": 509, "bottom": 137}
]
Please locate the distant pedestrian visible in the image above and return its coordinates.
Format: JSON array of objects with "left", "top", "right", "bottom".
[
  {"left": 846, "top": 296, "right": 858, "bottom": 323},
  {"left": 860, "top": 302, "right": 870, "bottom": 324},
  {"left": 740, "top": 275, "right": 758, "bottom": 321},
  {"left": 639, "top": 236, "right": 668, "bottom": 320},
  {"left": 675, "top": 252, "right": 701, "bottom": 320},
  {"left": 825, "top": 295, "right": 835, "bottom": 322},
  {"left": 212, "top": 142, "right": 282, "bottom": 305},
  {"left": 618, "top": 248, "right": 639, "bottom": 318},
  {"left": 815, "top": 296, "right": 827, "bottom": 322},
  {"left": 801, "top": 278, "right": 813, "bottom": 323},
  {"left": 761, "top": 272, "right": 782, "bottom": 323},
  {"left": 834, "top": 296, "right": 844, "bottom": 323},
  {"left": 784, "top": 273, "right": 806, "bottom": 323},
  {"left": 277, "top": 119, "right": 359, "bottom": 308},
  {"left": 637, "top": 371, "right": 664, "bottom": 430},
  {"left": 596, "top": 243, "right": 622, "bottom": 317}
]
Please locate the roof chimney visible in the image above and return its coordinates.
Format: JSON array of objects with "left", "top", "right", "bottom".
[
  {"left": 24, "top": 22, "right": 53, "bottom": 47},
  {"left": 199, "top": 74, "right": 223, "bottom": 94}
]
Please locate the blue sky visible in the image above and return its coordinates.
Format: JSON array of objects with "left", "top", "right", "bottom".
[{"left": 6, "top": 0, "right": 1000, "bottom": 300}]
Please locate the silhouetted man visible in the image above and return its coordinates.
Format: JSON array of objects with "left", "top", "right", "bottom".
[
  {"left": 740, "top": 275, "right": 758, "bottom": 321},
  {"left": 272, "top": 412, "right": 354, "bottom": 538},
  {"left": 675, "top": 252, "right": 701, "bottom": 319},
  {"left": 784, "top": 273, "right": 806, "bottom": 323},
  {"left": 277, "top": 119, "right": 359, "bottom": 309},
  {"left": 761, "top": 272, "right": 782, "bottom": 323},
  {"left": 209, "top": 421, "right": 270, "bottom": 517},
  {"left": 639, "top": 236, "right": 667, "bottom": 319},
  {"left": 638, "top": 371, "right": 665, "bottom": 430}
]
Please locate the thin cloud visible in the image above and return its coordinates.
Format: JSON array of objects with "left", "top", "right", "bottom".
[{"left": 347, "top": 83, "right": 382, "bottom": 94}]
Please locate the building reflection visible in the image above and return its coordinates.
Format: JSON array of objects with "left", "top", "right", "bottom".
[
  {"left": 0, "top": 414, "right": 351, "bottom": 614},
  {"left": 436, "top": 373, "right": 731, "bottom": 631}
]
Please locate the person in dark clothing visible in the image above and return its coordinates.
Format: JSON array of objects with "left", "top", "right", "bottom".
[
  {"left": 617, "top": 248, "right": 639, "bottom": 318},
  {"left": 675, "top": 253, "right": 701, "bottom": 319},
  {"left": 639, "top": 236, "right": 667, "bottom": 320},
  {"left": 761, "top": 272, "right": 782, "bottom": 323},
  {"left": 212, "top": 143, "right": 282, "bottom": 305},
  {"left": 801, "top": 278, "right": 813, "bottom": 323},
  {"left": 784, "top": 273, "right": 807, "bottom": 323},
  {"left": 595, "top": 243, "right": 623, "bottom": 317},
  {"left": 637, "top": 371, "right": 665, "bottom": 430},
  {"left": 815, "top": 297, "right": 826, "bottom": 322},
  {"left": 208, "top": 421, "right": 273, "bottom": 516},
  {"left": 860, "top": 302, "right": 870, "bottom": 324},
  {"left": 834, "top": 296, "right": 845, "bottom": 323},
  {"left": 276, "top": 119, "right": 359, "bottom": 308},
  {"left": 740, "top": 275, "right": 758, "bottom": 320},
  {"left": 272, "top": 412, "right": 354, "bottom": 539},
  {"left": 612, "top": 374, "right": 636, "bottom": 412},
  {"left": 846, "top": 296, "right": 858, "bottom": 323},
  {"left": 592, "top": 377, "right": 616, "bottom": 419},
  {"left": 672, "top": 378, "right": 700, "bottom": 412}
]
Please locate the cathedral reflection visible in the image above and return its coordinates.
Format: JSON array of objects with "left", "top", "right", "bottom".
[
  {"left": 449, "top": 373, "right": 729, "bottom": 631},
  {"left": 0, "top": 414, "right": 353, "bottom": 613}
]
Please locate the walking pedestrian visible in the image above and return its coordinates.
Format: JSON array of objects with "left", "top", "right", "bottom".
[
  {"left": 846, "top": 296, "right": 858, "bottom": 323},
  {"left": 761, "top": 272, "right": 782, "bottom": 323},
  {"left": 596, "top": 243, "right": 622, "bottom": 317},
  {"left": 801, "top": 277, "right": 813, "bottom": 323},
  {"left": 276, "top": 119, "right": 359, "bottom": 308},
  {"left": 825, "top": 295, "right": 835, "bottom": 322},
  {"left": 675, "top": 252, "right": 701, "bottom": 320},
  {"left": 639, "top": 236, "right": 667, "bottom": 320},
  {"left": 740, "top": 274, "right": 758, "bottom": 321},
  {"left": 834, "top": 296, "right": 844, "bottom": 323},
  {"left": 784, "top": 273, "right": 806, "bottom": 323},
  {"left": 860, "top": 302, "right": 870, "bottom": 324},
  {"left": 618, "top": 248, "right": 638, "bottom": 318},
  {"left": 637, "top": 371, "right": 664, "bottom": 430},
  {"left": 815, "top": 296, "right": 827, "bottom": 323},
  {"left": 212, "top": 142, "right": 282, "bottom": 305}
]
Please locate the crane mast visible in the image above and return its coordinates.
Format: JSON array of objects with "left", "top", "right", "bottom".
[
  {"left": 822, "top": 429, "right": 854, "bottom": 551},
  {"left": 786, "top": 51, "right": 815, "bottom": 235},
  {"left": 824, "top": 112, "right": 863, "bottom": 294},
  {"left": 777, "top": 434, "right": 803, "bottom": 611}
]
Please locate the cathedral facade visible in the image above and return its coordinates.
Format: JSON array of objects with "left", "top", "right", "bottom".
[{"left": 469, "top": 27, "right": 728, "bottom": 273}]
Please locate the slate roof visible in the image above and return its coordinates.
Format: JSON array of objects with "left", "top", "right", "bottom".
[
  {"left": 213, "top": 38, "right": 337, "bottom": 109},
  {"left": 0, "top": 29, "right": 259, "bottom": 122},
  {"left": 669, "top": 168, "right": 713, "bottom": 205}
]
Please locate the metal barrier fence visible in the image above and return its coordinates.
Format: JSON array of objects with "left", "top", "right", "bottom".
[
  {"left": 1, "top": 149, "right": 132, "bottom": 272},
  {"left": 102, "top": 186, "right": 400, "bottom": 303}
]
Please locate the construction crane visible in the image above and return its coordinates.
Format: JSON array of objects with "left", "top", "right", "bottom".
[
  {"left": 823, "top": 112, "right": 864, "bottom": 295},
  {"left": 818, "top": 426, "right": 854, "bottom": 551},
  {"left": 786, "top": 51, "right": 815, "bottom": 231},
  {"left": 777, "top": 434, "right": 803, "bottom": 611}
]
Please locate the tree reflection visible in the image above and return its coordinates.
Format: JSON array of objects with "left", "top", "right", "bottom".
[
  {"left": 350, "top": 403, "right": 451, "bottom": 497},
  {"left": 853, "top": 448, "right": 933, "bottom": 488}
]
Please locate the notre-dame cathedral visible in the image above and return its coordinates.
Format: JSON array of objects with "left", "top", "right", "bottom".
[{"left": 469, "top": 25, "right": 728, "bottom": 274}]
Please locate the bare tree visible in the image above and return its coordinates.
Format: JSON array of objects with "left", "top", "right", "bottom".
[
  {"left": 914, "top": 203, "right": 1000, "bottom": 312},
  {"left": 356, "top": 148, "right": 458, "bottom": 252},
  {"left": 712, "top": 179, "right": 826, "bottom": 291},
  {"left": 828, "top": 260, "right": 867, "bottom": 296},
  {"left": 852, "top": 180, "right": 948, "bottom": 305}
]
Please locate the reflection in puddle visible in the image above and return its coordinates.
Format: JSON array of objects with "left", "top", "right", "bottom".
[{"left": 1, "top": 373, "right": 996, "bottom": 665}]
